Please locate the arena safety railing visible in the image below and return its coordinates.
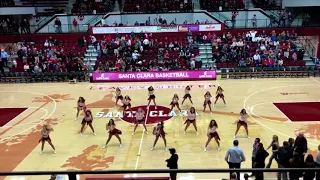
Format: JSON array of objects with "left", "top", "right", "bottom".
[{"left": 0, "top": 168, "right": 319, "bottom": 180}]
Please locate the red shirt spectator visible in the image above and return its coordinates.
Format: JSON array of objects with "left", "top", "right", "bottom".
[{"left": 73, "top": 18, "right": 78, "bottom": 27}]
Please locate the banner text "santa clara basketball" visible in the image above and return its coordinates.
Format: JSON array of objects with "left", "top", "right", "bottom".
[{"left": 119, "top": 72, "right": 189, "bottom": 79}]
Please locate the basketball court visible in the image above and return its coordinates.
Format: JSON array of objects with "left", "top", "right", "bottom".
[{"left": 1, "top": 77, "right": 320, "bottom": 180}]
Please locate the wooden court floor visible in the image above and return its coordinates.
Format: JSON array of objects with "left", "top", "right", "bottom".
[{"left": 1, "top": 77, "right": 320, "bottom": 180}]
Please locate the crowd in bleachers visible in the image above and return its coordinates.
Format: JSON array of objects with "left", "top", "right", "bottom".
[
  {"left": 92, "top": 31, "right": 204, "bottom": 72},
  {"left": 123, "top": 0, "right": 193, "bottom": 12},
  {"left": 0, "top": 16, "right": 32, "bottom": 35},
  {"left": 6, "top": 37, "right": 87, "bottom": 74},
  {"left": 215, "top": 29, "right": 306, "bottom": 68}
]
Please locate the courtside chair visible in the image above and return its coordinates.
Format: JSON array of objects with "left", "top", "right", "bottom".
[
  {"left": 221, "top": 69, "right": 227, "bottom": 79},
  {"left": 229, "top": 68, "right": 235, "bottom": 79}
]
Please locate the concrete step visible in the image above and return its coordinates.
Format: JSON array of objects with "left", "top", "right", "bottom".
[
  {"left": 306, "top": 61, "right": 315, "bottom": 66},
  {"left": 84, "top": 57, "right": 97, "bottom": 61},
  {"left": 85, "top": 53, "right": 98, "bottom": 57}
]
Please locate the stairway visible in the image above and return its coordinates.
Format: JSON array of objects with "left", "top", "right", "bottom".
[
  {"left": 294, "top": 40, "right": 315, "bottom": 67},
  {"left": 198, "top": 43, "right": 214, "bottom": 68},
  {"left": 84, "top": 45, "right": 98, "bottom": 68}
]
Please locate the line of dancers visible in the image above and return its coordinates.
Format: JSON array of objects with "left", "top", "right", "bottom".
[{"left": 39, "top": 86, "right": 252, "bottom": 154}]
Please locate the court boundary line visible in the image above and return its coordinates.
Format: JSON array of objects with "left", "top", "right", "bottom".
[
  {"left": 0, "top": 107, "right": 28, "bottom": 127},
  {"left": 1, "top": 107, "right": 48, "bottom": 128},
  {"left": 134, "top": 105, "right": 150, "bottom": 170},
  {"left": 0, "top": 91, "right": 57, "bottom": 141},
  {"left": 243, "top": 83, "right": 319, "bottom": 146}
]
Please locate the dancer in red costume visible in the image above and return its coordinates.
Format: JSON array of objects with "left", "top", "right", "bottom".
[
  {"left": 75, "top": 97, "right": 86, "bottom": 120},
  {"left": 151, "top": 121, "right": 167, "bottom": 151},
  {"left": 147, "top": 86, "right": 157, "bottom": 109},
  {"left": 103, "top": 119, "right": 122, "bottom": 148},
  {"left": 234, "top": 109, "right": 250, "bottom": 139},
  {"left": 39, "top": 124, "right": 56, "bottom": 155},
  {"left": 115, "top": 87, "right": 123, "bottom": 106},
  {"left": 80, "top": 110, "right": 96, "bottom": 136},
  {"left": 122, "top": 95, "right": 133, "bottom": 115},
  {"left": 204, "top": 119, "right": 220, "bottom": 151},
  {"left": 181, "top": 86, "right": 193, "bottom": 105},
  {"left": 203, "top": 91, "right": 213, "bottom": 114},
  {"left": 214, "top": 86, "right": 227, "bottom": 106},
  {"left": 170, "top": 94, "right": 182, "bottom": 112},
  {"left": 184, "top": 107, "right": 198, "bottom": 135},
  {"left": 132, "top": 107, "right": 148, "bottom": 135}
]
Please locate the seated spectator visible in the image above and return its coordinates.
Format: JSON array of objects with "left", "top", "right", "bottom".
[
  {"left": 292, "top": 52, "right": 297, "bottom": 61},
  {"left": 195, "top": 54, "right": 201, "bottom": 62},
  {"left": 304, "top": 154, "right": 316, "bottom": 180},
  {"left": 23, "top": 63, "right": 30, "bottom": 72},
  {"left": 253, "top": 52, "right": 261, "bottom": 65},
  {"left": 239, "top": 58, "right": 246, "bottom": 67}
]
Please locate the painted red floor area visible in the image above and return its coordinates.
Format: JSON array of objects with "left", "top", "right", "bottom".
[
  {"left": 0, "top": 108, "right": 27, "bottom": 127},
  {"left": 273, "top": 102, "right": 320, "bottom": 122}
]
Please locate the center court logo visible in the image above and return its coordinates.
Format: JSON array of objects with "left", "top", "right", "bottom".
[{"left": 95, "top": 105, "right": 199, "bottom": 124}]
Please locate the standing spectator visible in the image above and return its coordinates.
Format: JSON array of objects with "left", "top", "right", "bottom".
[
  {"left": 231, "top": 11, "right": 238, "bottom": 29},
  {"left": 289, "top": 153, "right": 304, "bottom": 180},
  {"left": 294, "top": 132, "right": 308, "bottom": 162},
  {"left": 1, "top": 49, "right": 8, "bottom": 67},
  {"left": 73, "top": 18, "right": 78, "bottom": 32},
  {"left": 54, "top": 18, "right": 62, "bottom": 33},
  {"left": 277, "top": 141, "right": 291, "bottom": 180},
  {"left": 225, "top": 140, "right": 245, "bottom": 180},
  {"left": 166, "top": 148, "right": 178, "bottom": 180},
  {"left": 254, "top": 143, "right": 269, "bottom": 180},
  {"left": 250, "top": 138, "right": 260, "bottom": 177},
  {"left": 315, "top": 144, "right": 320, "bottom": 180},
  {"left": 288, "top": 138, "right": 295, "bottom": 149},
  {"left": 252, "top": 15, "right": 257, "bottom": 27},
  {"left": 303, "top": 154, "right": 316, "bottom": 180}
]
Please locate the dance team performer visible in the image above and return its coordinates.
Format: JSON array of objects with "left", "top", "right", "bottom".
[
  {"left": 234, "top": 109, "right": 250, "bottom": 139},
  {"left": 132, "top": 107, "right": 148, "bottom": 135},
  {"left": 75, "top": 97, "right": 86, "bottom": 120},
  {"left": 181, "top": 86, "right": 193, "bottom": 105},
  {"left": 151, "top": 121, "right": 167, "bottom": 151},
  {"left": 203, "top": 91, "right": 213, "bottom": 114},
  {"left": 204, "top": 120, "right": 220, "bottom": 152},
  {"left": 115, "top": 87, "right": 123, "bottom": 106},
  {"left": 184, "top": 107, "right": 198, "bottom": 135},
  {"left": 103, "top": 119, "right": 122, "bottom": 148},
  {"left": 80, "top": 109, "right": 96, "bottom": 136},
  {"left": 147, "top": 86, "right": 157, "bottom": 109},
  {"left": 39, "top": 124, "right": 56, "bottom": 155},
  {"left": 214, "top": 86, "right": 227, "bottom": 106},
  {"left": 169, "top": 94, "right": 182, "bottom": 112},
  {"left": 122, "top": 95, "right": 133, "bottom": 115}
]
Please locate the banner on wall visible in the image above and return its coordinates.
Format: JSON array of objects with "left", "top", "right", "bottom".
[
  {"left": 92, "top": 70, "right": 216, "bottom": 82},
  {"left": 91, "top": 24, "right": 221, "bottom": 34},
  {"left": 178, "top": 24, "right": 199, "bottom": 32},
  {"left": 199, "top": 24, "right": 222, "bottom": 31}
]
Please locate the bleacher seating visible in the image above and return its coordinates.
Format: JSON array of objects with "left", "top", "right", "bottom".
[
  {"left": 123, "top": 0, "right": 193, "bottom": 12},
  {"left": 200, "top": 0, "right": 244, "bottom": 11},
  {"left": 72, "top": 0, "right": 115, "bottom": 14}
]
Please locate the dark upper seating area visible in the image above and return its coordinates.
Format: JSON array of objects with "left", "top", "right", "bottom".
[
  {"left": 0, "top": 0, "right": 14, "bottom": 7},
  {"left": 200, "top": 0, "right": 244, "bottom": 11},
  {"left": 123, "top": 0, "right": 193, "bottom": 12},
  {"left": 21, "top": 0, "right": 67, "bottom": 15},
  {"left": 72, "top": 0, "right": 117, "bottom": 14},
  {"left": 251, "top": 0, "right": 281, "bottom": 9}
]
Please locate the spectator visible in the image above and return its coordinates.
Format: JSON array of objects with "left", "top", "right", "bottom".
[
  {"left": 23, "top": 63, "right": 30, "bottom": 72},
  {"left": 253, "top": 52, "right": 261, "bottom": 65},
  {"left": 288, "top": 138, "right": 295, "bottom": 149},
  {"left": 73, "top": 18, "right": 78, "bottom": 32},
  {"left": 252, "top": 14, "right": 257, "bottom": 27},
  {"left": 54, "top": 18, "right": 62, "bottom": 33},
  {"left": 225, "top": 140, "right": 245, "bottom": 180},
  {"left": 166, "top": 148, "right": 178, "bottom": 180},
  {"left": 250, "top": 138, "right": 260, "bottom": 177},
  {"left": 316, "top": 144, "right": 320, "bottom": 180},
  {"left": 294, "top": 132, "right": 308, "bottom": 162},
  {"left": 243, "top": 173, "right": 249, "bottom": 180},
  {"left": 277, "top": 141, "right": 291, "bottom": 180},
  {"left": 292, "top": 52, "right": 297, "bottom": 61},
  {"left": 1, "top": 49, "right": 8, "bottom": 67},
  {"left": 289, "top": 153, "right": 304, "bottom": 180},
  {"left": 304, "top": 154, "right": 316, "bottom": 180},
  {"left": 254, "top": 142, "right": 269, "bottom": 180},
  {"left": 278, "top": 58, "right": 283, "bottom": 67}
]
